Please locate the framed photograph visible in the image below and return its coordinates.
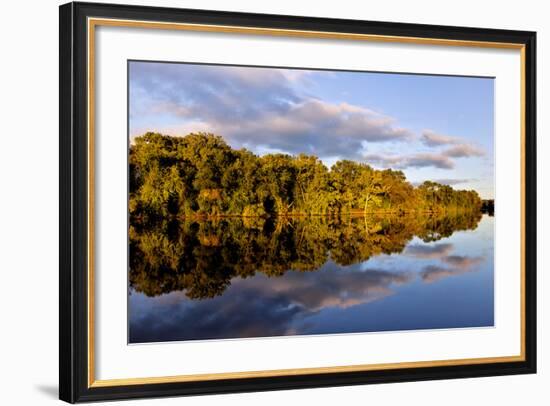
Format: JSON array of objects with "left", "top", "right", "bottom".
[{"left": 59, "top": 1, "right": 536, "bottom": 403}]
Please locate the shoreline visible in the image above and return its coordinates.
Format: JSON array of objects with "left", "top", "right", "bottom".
[{"left": 138, "top": 208, "right": 487, "bottom": 222}]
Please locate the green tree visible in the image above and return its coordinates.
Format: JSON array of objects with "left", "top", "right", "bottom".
[{"left": 129, "top": 132, "right": 484, "bottom": 220}]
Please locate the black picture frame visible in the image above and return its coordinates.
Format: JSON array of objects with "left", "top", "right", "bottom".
[{"left": 59, "top": 1, "right": 537, "bottom": 403}]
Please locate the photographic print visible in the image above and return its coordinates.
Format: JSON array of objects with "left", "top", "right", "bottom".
[{"left": 128, "top": 61, "right": 495, "bottom": 344}]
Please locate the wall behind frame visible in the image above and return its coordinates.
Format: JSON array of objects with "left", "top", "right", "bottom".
[{"left": 0, "top": 0, "right": 545, "bottom": 405}]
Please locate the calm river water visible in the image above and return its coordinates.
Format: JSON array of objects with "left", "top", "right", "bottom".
[{"left": 129, "top": 213, "right": 493, "bottom": 343}]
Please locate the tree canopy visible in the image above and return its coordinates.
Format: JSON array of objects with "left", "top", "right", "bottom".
[{"left": 129, "top": 132, "right": 483, "bottom": 221}]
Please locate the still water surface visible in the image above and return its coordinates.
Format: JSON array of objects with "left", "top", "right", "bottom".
[{"left": 129, "top": 213, "right": 493, "bottom": 343}]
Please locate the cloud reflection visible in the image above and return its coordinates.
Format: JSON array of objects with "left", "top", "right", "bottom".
[
  {"left": 420, "top": 255, "right": 485, "bottom": 283},
  {"left": 130, "top": 264, "right": 412, "bottom": 342},
  {"left": 405, "top": 242, "right": 454, "bottom": 259}
]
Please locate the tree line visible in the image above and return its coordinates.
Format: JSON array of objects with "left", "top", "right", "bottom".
[{"left": 130, "top": 132, "right": 483, "bottom": 220}]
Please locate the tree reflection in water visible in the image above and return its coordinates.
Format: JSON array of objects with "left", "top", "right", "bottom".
[{"left": 129, "top": 211, "right": 482, "bottom": 300}]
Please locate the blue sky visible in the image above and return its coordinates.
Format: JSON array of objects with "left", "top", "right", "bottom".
[{"left": 129, "top": 61, "right": 494, "bottom": 199}]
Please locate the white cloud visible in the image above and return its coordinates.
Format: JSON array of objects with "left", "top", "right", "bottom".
[
  {"left": 130, "top": 62, "right": 414, "bottom": 159},
  {"left": 443, "top": 144, "right": 485, "bottom": 158},
  {"left": 364, "top": 152, "right": 455, "bottom": 170},
  {"left": 421, "top": 129, "right": 463, "bottom": 146}
]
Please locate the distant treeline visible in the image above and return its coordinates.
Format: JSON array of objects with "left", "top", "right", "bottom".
[
  {"left": 130, "top": 132, "right": 483, "bottom": 220},
  {"left": 481, "top": 199, "right": 495, "bottom": 216}
]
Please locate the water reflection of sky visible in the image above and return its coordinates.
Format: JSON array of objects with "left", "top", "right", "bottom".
[{"left": 129, "top": 216, "right": 494, "bottom": 343}]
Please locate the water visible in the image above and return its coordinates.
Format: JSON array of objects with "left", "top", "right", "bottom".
[{"left": 128, "top": 213, "right": 494, "bottom": 343}]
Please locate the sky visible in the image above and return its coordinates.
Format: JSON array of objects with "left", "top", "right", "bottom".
[{"left": 129, "top": 61, "right": 494, "bottom": 199}]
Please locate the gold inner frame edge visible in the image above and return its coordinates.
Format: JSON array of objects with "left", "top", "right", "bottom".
[{"left": 87, "top": 17, "right": 527, "bottom": 388}]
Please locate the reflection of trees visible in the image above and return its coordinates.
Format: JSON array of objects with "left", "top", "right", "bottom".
[{"left": 129, "top": 211, "right": 482, "bottom": 299}]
